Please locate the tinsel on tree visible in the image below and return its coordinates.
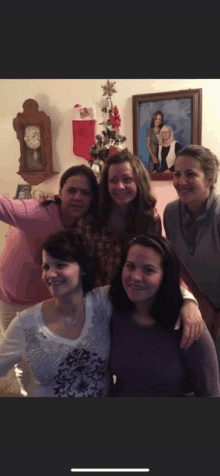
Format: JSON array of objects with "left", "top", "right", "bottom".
[{"left": 89, "top": 80, "right": 127, "bottom": 167}]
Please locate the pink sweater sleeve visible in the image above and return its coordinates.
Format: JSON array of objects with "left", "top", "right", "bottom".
[
  {"left": 0, "top": 195, "right": 52, "bottom": 231},
  {"left": 0, "top": 198, "right": 64, "bottom": 305}
]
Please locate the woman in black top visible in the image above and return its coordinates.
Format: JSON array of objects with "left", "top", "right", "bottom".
[{"left": 156, "top": 124, "right": 182, "bottom": 173}]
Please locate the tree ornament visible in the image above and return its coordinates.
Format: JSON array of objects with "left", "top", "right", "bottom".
[
  {"left": 110, "top": 106, "right": 121, "bottom": 131},
  {"left": 101, "top": 79, "right": 117, "bottom": 99},
  {"left": 89, "top": 81, "right": 127, "bottom": 182}
]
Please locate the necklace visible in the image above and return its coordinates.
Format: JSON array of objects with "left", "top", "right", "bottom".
[{"left": 63, "top": 316, "right": 77, "bottom": 326}]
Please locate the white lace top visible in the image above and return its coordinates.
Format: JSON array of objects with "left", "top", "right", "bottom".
[{"left": 0, "top": 286, "right": 112, "bottom": 397}]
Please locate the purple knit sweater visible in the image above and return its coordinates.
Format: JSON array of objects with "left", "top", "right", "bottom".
[{"left": 109, "top": 311, "right": 220, "bottom": 397}]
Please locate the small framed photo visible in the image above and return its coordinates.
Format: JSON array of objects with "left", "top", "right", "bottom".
[
  {"left": 15, "top": 184, "right": 31, "bottom": 199},
  {"left": 132, "top": 88, "right": 202, "bottom": 180}
]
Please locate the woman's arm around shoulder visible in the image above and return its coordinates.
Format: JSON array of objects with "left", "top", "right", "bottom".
[
  {"left": 0, "top": 314, "right": 25, "bottom": 377},
  {"left": 0, "top": 195, "right": 54, "bottom": 231},
  {"left": 182, "top": 321, "right": 220, "bottom": 397},
  {"left": 176, "top": 286, "right": 203, "bottom": 350}
]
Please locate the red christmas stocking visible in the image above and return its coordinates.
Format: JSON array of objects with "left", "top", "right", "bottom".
[{"left": 72, "top": 120, "right": 96, "bottom": 161}]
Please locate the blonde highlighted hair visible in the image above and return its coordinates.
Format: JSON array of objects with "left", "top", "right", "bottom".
[{"left": 158, "top": 125, "right": 174, "bottom": 146}]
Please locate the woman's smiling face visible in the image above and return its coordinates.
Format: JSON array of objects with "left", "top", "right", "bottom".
[
  {"left": 161, "top": 127, "right": 171, "bottom": 142},
  {"left": 174, "top": 155, "right": 213, "bottom": 208},
  {"left": 108, "top": 162, "right": 138, "bottom": 209},
  {"left": 122, "top": 244, "right": 163, "bottom": 305},
  {"left": 154, "top": 114, "right": 162, "bottom": 127},
  {"left": 41, "top": 251, "right": 82, "bottom": 298}
]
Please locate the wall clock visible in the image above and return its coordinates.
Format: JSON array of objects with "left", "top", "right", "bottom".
[{"left": 13, "top": 99, "right": 58, "bottom": 186}]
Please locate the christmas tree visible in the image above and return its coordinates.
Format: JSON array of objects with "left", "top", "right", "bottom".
[{"left": 89, "top": 80, "right": 127, "bottom": 180}]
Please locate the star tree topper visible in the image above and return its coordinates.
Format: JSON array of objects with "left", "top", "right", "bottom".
[
  {"left": 101, "top": 79, "right": 117, "bottom": 99},
  {"left": 89, "top": 80, "right": 126, "bottom": 181}
]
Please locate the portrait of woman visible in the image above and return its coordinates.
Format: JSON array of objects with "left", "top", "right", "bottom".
[
  {"left": 146, "top": 110, "right": 164, "bottom": 172},
  {"left": 155, "top": 125, "right": 182, "bottom": 173},
  {"left": 133, "top": 91, "right": 199, "bottom": 178}
]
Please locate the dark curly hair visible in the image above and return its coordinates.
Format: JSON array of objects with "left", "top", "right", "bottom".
[
  {"left": 98, "top": 148, "right": 158, "bottom": 235},
  {"left": 109, "top": 233, "right": 183, "bottom": 329},
  {"left": 40, "top": 165, "right": 99, "bottom": 217},
  {"left": 40, "top": 230, "right": 96, "bottom": 293}
]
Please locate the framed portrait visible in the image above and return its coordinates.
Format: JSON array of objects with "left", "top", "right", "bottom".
[
  {"left": 15, "top": 184, "right": 31, "bottom": 199},
  {"left": 133, "top": 89, "right": 202, "bottom": 180}
]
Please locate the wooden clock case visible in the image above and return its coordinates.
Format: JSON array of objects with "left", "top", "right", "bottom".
[{"left": 13, "top": 99, "right": 58, "bottom": 186}]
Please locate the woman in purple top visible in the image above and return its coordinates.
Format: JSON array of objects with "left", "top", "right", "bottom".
[
  {"left": 0, "top": 230, "right": 214, "bottom": 397},
  {"left": 109, "top": 234, "right": 220, "bottom": 397},
  {"left": 0, "top": 155, "right": 203, "bottom": 396},
  {"left": 0, "top": 156, "right": 202, "bottom": 346}
]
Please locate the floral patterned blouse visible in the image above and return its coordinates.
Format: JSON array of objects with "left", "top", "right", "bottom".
[{"left": 0, "top": 286, "right": 112, "bottom": 397}]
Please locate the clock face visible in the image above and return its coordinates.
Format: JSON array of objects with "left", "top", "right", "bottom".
[{"left": 24, "top": 125, "right": 41, "bottom": 149}]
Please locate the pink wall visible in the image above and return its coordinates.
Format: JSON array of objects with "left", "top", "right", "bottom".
[{"left": 151, "top": 181, "right": 178, "bottom": 236}]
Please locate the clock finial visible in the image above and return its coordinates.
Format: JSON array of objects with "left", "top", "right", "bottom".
[{"left": 22, "top": 99, "right": 39, "bottom": 113}]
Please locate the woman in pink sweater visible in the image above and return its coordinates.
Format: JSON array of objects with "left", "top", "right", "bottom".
[
  {"left": 0, "top": 164, "right": 98, "bottom": 333},
  {"left": 0, "top": 158, "right": 202, "bottom": 349}
]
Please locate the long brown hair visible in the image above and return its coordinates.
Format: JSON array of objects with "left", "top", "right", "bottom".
[
  {"left": 109, "top": 233, "right": 183, "bottom": 328},
  {"left": 98, "top": 148, "right": 158, "bottom": 235}
]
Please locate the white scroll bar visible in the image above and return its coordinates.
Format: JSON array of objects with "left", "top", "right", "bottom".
[{"left": 71, "top": 470, "right": 150, "bottom": 472}]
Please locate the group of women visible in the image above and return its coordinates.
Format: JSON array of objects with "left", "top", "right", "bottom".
[
  {"left": 0, "top": 145, "right": 219, "bottom": 397},
  {"left": 146, "top": 110, "right": 182, "bottom": 173}
]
